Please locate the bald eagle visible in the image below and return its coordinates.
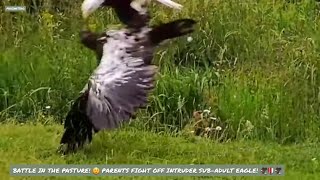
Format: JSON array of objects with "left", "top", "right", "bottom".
[
  {"left": 81, "top": 0, "right": 182, "bottom": 28},
  {"left": 58, "top": 6, "right": 196, "bottom": 154}
]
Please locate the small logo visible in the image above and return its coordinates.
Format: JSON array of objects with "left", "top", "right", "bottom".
[
  {"left": 5, "top": 6, "right": 26, "bottom": 12},
  {"left": 275, "top": 167, "right": 282, "bottom": 175},
  {"left": 261, "top": 167, "right": 267, "bottom": 175},
  {"left": 92, "top": 167, "right": 100, "bottom": 175}
]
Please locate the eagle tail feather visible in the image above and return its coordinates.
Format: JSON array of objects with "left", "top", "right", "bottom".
[{"left": 58, "top": 92, "right": 96, "bottom": 155}]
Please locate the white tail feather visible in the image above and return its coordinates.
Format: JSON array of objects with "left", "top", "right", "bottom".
[
  {"left": 130, "top": 0, "right": 182, "bottom": 15},
  {"left": 156, "top": 0, "right": 183, "bottom": 10}
]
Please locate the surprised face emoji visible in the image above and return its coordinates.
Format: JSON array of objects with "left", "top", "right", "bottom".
[{"left": 92, "top": 167, "right": 100, "bottom": 175}]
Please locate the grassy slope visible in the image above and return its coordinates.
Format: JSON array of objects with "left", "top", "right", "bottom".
[{"left": 0, "top": 123, "right": 319, "bottom": 180}]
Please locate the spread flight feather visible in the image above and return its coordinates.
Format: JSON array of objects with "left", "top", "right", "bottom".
[{"left": 86, "top": 29, "right": 157, "bottom": 130}]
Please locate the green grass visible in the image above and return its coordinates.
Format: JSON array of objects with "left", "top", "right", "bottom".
[
  {"left": 0, "top": 123, "right": 319, "bottom": 179},
  {"left": 2, "top": 0, "right": 320, "bottom": 143}
]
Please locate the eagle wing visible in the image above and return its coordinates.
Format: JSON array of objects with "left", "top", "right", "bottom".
[
  {"left": 85, "top": 30, "right": 157, "bottom": 131},
  {"left": 81, "top": 0, "right": 182, "bottom": 25}
]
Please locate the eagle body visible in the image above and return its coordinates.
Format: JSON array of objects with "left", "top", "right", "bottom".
[
  {"left": 59, "top": 27, "right": 157, "bottom": 154},
  {"left": 85, "top": 28, "right": 157, "bottom": 131},
  {"left": 59, "top": 18, "right": 196, "bottom": 154},
  {"left": 59, "top": 0, "right": 196, "bottom": 154}
]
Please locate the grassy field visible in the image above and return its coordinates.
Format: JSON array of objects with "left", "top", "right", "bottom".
[
  {"left": 1, "top": 0, "right": 320, "bottom": 141},
  {"left": 1, "top": 0, "right": 320, "bottom": 179},
  {"left": 0, "top": 122, "right": 319, "bottom": 179}
]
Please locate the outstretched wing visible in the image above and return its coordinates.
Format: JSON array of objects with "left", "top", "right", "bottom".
[
  {"left": 81, "top": 0, "right": 183, "bottom": 26},
  {"left": 85, "top": 31, "right": 157, "bottom": 131}
]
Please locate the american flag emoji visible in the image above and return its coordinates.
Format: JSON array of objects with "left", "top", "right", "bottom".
[{"left": 267, "top": 167, "right": 274, "bottom": 174}]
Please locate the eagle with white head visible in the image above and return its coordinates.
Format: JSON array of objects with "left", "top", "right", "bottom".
[
  {"left": 81, "top": 0, "right": 182, "bottom": 28},
  {"left": 58, "top": 0, "right": 196, "bottom": 154}
]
